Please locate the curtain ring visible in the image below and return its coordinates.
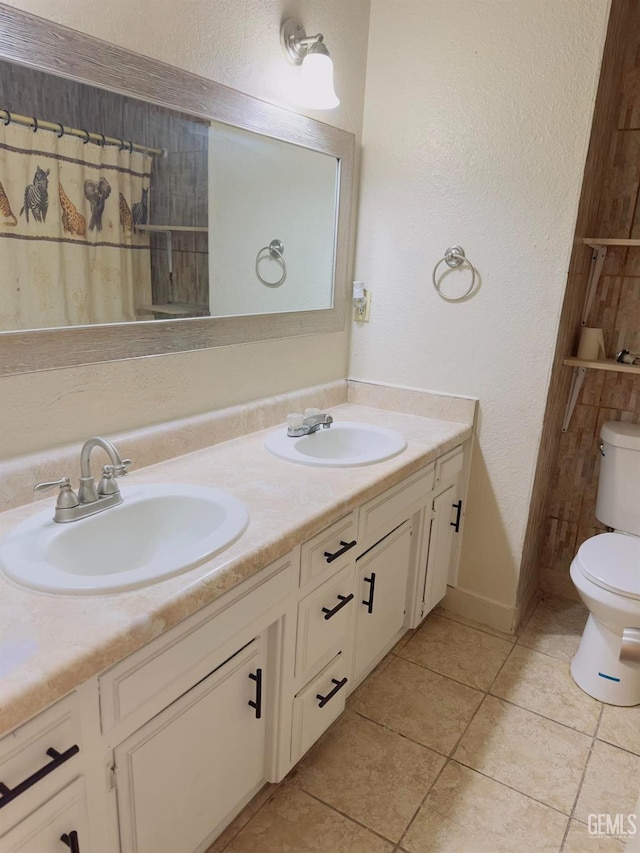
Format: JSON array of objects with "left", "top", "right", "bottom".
[
  {"left": 56, "top": 123, "right": 65, "bottom": 138},
  {"left": 128, "top": 140, "right": 134, "bottom": 154},
  {"left": 99, "top": 132, "right": 106, "bottom": 147},
  {"left": 2, "top": 110, "right": 11, "bottom": 126},
  {"left": 118, "top": 138, "right": 126, "bottom": 151},
  {"left": 31, "top": 116, "right": 38, "bottom": 133},
  {"left": 81, "top": 129, "right": 90, "bottom": 144}
]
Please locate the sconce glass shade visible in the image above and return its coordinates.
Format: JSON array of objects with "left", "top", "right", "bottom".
[{"left": 299, "top": 43, "right": 339, "bottom": 110}]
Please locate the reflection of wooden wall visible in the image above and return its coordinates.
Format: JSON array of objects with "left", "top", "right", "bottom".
[
  {"left": 0, "top": 60, "right": 208, "bottom": 313},
  {"left": 518, "top": 0, "right": 640, "bottom": 607}
]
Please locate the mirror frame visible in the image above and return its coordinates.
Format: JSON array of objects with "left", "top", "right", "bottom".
[{"left": 0, "top": 4, "right": 355, "bottom": 376}]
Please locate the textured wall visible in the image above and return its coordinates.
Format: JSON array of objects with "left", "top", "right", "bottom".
[
  {"left": 531, "top": 0, "right": 640, "bottom": 601},
  {"left": 1, "top": 0, "right": 371, "bottom": 459},
  {"left": 351, "top": 0, "right": 610, "bottom": 619}
]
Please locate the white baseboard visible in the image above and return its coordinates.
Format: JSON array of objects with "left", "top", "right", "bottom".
[{"left": 442, "top": 585, "right": 516, "bottom": 634}]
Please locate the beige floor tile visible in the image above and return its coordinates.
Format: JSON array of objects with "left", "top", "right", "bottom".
[
  {"left": 397, "top": 614, "right": 513, "bottom": 690},
  {"left": 349, "top": 655, "right": 483, "bottom": 755},
  {"left": 598, "top": 704, "right": 640, "bottom": 755},
  {"left": 491, "top": 645, "right": 601, "bottom": 734},
  {"left": 291, "top": 710, "right": 445, "bottom": 842},
  {"left": 518, "top": 598, "right": 588, "bottom": 662},
  {"left": 453, "top": 695, "right": 592, "bottom": 813},
  {"left": 434, "top": 606, "right": 517, "bottom": 642},
  {"left": 205, "top": 784, "right": 277, "bottom": 852},
  {"left": 575, "top": 740, "right": 640, "bottom": 824},
  {"left": 563, "top": 819, "right": 627, "bottom": 852},
  {"left": 225, "top": 784, "right": 394, "bottom": 853},
  {"left": 390, "top": 628, "right": 414, "bottom": 654},
  {"left": 402, "top": 761, "right": 568, "bottom": 853}
]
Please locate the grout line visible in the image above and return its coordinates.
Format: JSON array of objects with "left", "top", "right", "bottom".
[
  {"left": 392, "top": 647, "right": 501, "bottom": 694},
  {"left": 348, "top": 707, "right": 453, "bottom": 760},
  {"left": 433, "top": 609, "right": 517, "bottom": 643},
  {"left": 213, "top": 782, "right": 282, "bottom": 852},
  {"left": 298, "top": 787, "right": 401, "bottom": 846},
  {"left": 559, "top": 704, "right": 605, "bottom": 852}
]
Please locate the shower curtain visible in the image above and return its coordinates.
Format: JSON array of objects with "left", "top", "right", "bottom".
[{"left": 0, "top": 120, "right": 153, "bottom": 331}]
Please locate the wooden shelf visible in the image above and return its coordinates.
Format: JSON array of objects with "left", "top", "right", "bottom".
[
  {"left": 139, "top": 303, "right": 209, "bottom": 316},
  {"left": 136, "top": 225, "right": 208, "bottom": 233},
  {"left": 581, "top": 237, "right": 640, "bottom": 247},
  {"left": 563, "top": 357, "right": 640, "bottom": 375}
]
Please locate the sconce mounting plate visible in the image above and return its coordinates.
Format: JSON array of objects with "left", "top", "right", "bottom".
[{"left": 281, "top": 18, "right": 315, "bottom": 65}]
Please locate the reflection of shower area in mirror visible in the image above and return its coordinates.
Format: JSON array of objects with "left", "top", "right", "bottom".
[
  {"left": 0, "top": 59, "right": 210, "bottom": 330},
  {"left": 208, "top": 122, "right": 338, "bottom": 317}
]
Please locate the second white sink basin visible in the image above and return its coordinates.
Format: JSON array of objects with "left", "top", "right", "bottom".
[
  {"left": 0, "top": 483, "right": 249, "bottom": 595},
  {"left": 265, "top": 421, "right": 407, "bottom": 467}
]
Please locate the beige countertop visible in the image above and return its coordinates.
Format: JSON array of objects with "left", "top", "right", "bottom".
[{"left": 0, "top": 402, "right": 471, "bottom": 736}]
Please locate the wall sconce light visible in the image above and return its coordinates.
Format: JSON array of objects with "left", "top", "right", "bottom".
[{"left": 280, "top": 17, "right": 340, "bottom": 110}]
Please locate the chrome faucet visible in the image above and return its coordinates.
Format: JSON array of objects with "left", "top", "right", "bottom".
[
  {"left": 287, "top": 412, "right": 333, "bottom": 437},
  {"left": 34, "top": 437, "right": 131, "bottom": 523}
]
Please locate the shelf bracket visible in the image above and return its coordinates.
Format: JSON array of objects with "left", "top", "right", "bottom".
[
  {"left": 562, "top": 366, "right": 587, "bottom": 432},
  {"left": 582, "top": 244, "right": 607, "bottom": 326}
]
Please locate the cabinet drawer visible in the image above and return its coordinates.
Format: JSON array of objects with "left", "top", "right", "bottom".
[
  {"left": 100, "top": 555, "right": 292, "bottom": 736},
  {"left": 435, "top": 445, "right": 463, "bottom": 487},
  {"left": 0, "top": 777, "right": 89, "bottom": 853},
  {"left": 291, "top": 652, "right": 349, "bottom": 763},
  {"left": 358, "top": 466, "right": 433, "bottom": 549},
  {"left": 296, "top": 564, "right": 354, "bottom": 682},
  {"left": 300, "top": 512, "right": 358, "bottom": 588},
  {"left": 0, "top": 693, "right": 81, "bottom": 831}
]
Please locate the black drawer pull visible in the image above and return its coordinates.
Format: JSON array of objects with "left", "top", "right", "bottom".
[
  {"left": 451, "top": 500, "right": 463, "bottom": 533},
  {"left": 61, "top": 830, "right": 80, "bottom": 852},
  {"left": 248, "top": 668, "right": 263, "bottom": 720},
  {"left": 322, "top": 593, "right": 354, "bottom": 620},
  {"left": 316, "top": 677, "right": 348, "bottom": 708},
  {"left": 362, "top": 572, "right": 376, "bottom": 614},
  {"left": 323, "top": 539, "right": 357, "bottom": 563},
  {"left": 0, "top": 744, "right": 79, "bottom": 809}
]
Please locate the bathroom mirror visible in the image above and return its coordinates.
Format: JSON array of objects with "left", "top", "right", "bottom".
[{"left": 0, "top": 5, "right": 354, "bottom": 376}]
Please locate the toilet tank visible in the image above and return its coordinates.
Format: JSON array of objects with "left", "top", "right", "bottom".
[{"left": 596, "top": 421, "right": 640, "bottom": 534}]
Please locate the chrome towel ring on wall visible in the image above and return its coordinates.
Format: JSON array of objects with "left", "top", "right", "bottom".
[
  {"left": 432, "top": 245, "right": 477, "bottom": 301},
  {"left": 256, "top": 239, "right": 287, "bottom": 287}
]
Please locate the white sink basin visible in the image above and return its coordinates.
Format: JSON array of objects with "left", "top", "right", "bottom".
[
  {"left": 0, "top": 484, "right": 249, "bottom": 595},
  {"left": 264, "top": 421, "right": 407, "bottom": 467}
]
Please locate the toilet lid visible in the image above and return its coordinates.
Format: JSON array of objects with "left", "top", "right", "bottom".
[{"left": 576, "top": 533, "right": 640, "bottom": 600}]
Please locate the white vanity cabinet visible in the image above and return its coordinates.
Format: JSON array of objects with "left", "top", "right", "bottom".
[
  {"left": 115, "top": 638, "right": 266, "bottom": 853},
  {"left": 0, "top": 436, "right": 473, "bottom": 853},
  {"left": 353, "top": 523, "right": 413, "bottom": 683},
  {"left": 418, "top": 444, "right": 467, "bottom": 619}
]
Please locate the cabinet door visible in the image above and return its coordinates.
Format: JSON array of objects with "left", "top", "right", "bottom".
[
  {"left": 353, "top": 524, "right": 412, "bottom": 682},
  {"left": 0, "top": 778, "right": 89, "bottom": 853},
  {"left": 115, "top": 638, "right": 266, "bottom": 853},
  {"left": 423, "top": 483, "right": 457, "bottom": 615}
]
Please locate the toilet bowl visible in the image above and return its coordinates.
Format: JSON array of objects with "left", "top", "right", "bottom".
[
  {"left": 570, "top": 421, "right": 640, "bottom": 706},
  {"left": 570, "top": 533, "right": 640, "bottom": 705}
]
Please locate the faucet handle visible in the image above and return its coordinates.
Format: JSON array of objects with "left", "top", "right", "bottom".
[{"left": 34, "top": 477, "right": 80, "bottom": 509}]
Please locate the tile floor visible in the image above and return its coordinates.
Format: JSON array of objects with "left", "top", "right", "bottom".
[{"left": 209, "top": 597, "right": 640, "bottom": 852}]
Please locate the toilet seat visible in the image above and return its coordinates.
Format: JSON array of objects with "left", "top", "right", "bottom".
[{"left": 575, "top": 533, "right": 640, "bottom": 600}]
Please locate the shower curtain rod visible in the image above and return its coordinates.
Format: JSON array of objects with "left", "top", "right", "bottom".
[{"left": 0, "top": 109, "right": 166, "bottom": 157}]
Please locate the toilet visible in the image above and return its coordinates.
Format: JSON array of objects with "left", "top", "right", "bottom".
[{"left": 570, "top": 421, "right": 640, "bottom": 706}]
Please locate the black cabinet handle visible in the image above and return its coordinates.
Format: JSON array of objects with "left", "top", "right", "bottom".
[
  {"left": 0, "top": 744, "right": 79, "bottom": 809},
  {"left": 451, "top": 500, "right": 463, "bottom": 533},
  {"left": 248, "top": 668, "right": 263, "bottom": 720},
  {"left": 316, "top": 677, "right": 348, "bottom": 708},
  {"left": 322, "top": 593, "right": 354, "bottom": 620},
  {"left": 362, "top": 572, "right": 376, "bottom": 614},
  {"left": 61, "top": 830, "right": 80, "bottom": 852},
  {"left": 323, "top": 539, "right": 357, "bottom": 564}
]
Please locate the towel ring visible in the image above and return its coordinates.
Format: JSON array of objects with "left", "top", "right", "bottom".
[
  {"left": 256, "top": 239, "right": 286, "bottom": 287},
  {"left": 432, "top": 245, "right": 477, "bottom": 302}
]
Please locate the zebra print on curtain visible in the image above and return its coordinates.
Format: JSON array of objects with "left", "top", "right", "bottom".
[{"left": 0, "top": 120, "right": 153, "bottom": 331}]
